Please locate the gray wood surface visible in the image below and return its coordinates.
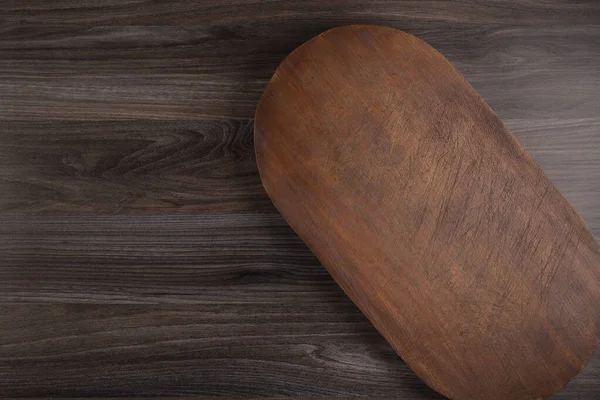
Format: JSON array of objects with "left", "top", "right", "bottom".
[{"left": 0, "top": 1, "right": 598, "bottom": 398}]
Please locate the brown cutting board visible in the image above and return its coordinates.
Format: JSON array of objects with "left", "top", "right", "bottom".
[{"left": 254, "top": 25, "right": 599, "bottom": 400}]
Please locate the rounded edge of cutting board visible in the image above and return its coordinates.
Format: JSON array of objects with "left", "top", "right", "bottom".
[{"left": 253, "top": 24, "right": 600, "bottom": 400}]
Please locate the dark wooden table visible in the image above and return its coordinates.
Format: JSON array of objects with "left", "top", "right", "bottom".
[{"left": 1, "top": 1, "right": 598, "bottom": 398}]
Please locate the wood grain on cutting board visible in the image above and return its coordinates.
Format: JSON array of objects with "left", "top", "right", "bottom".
[{"left": 255, "top": 25, "right": 600, "bottom": 400}]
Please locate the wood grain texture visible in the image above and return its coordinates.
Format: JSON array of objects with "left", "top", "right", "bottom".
[
  {"left": 1, "top": 0, "right": 598, "bottom": 26},
  {"left": 0, "top": 119, "right": 598, "bottom": 221},
  {"left": 1, "top": 0, "right": 599, "bottom": 398},
  {"left": 1, "top": 24, "right": 599, "bottom": 120},
  {"left": 0, "top": 214, "right": 440, "bottom": 398},
  {"left": 0, "top": 303, "right": 441, "bottom": 398},
  {"left": 254, "top": 25, "right": 600, "bottom": 399},
  {"left": 0, "top": 215, "right": 598, "bottom": 399},
  {"left": 0, "top": 214, "right": 327, "bottom": 303},
  {"left": 0, "top": 120, "right": 273, "bottom": 213}
]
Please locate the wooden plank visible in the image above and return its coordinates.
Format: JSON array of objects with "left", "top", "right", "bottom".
[
  {"left": 1, "top": 0, "right": 598, "bottom": 26},
  {"left": 0, "top": 302, "right": 437, "bottom": 398},
  {"left": 0, "top": 120, "right": 273, "bottom": 213},
  {"left": 0, "top": 119, "right": 598, "bottom": 230},
  {"left": 0, "top": 302, "right": 598, "bottom": 399},
  {"left": 0, "top": 214, "right": 333, "bottom": 303},
  {"left": 1, "top": 24, "right": 598, "bottom": 120}
]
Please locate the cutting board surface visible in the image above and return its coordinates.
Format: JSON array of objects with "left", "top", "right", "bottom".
[{"left": 254, "top": 25, "right": 599, "bottom": 400}]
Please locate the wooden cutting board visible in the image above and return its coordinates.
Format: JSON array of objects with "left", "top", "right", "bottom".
[{"left": 254, "top": 25, "right": 599, "bottom": 400}]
